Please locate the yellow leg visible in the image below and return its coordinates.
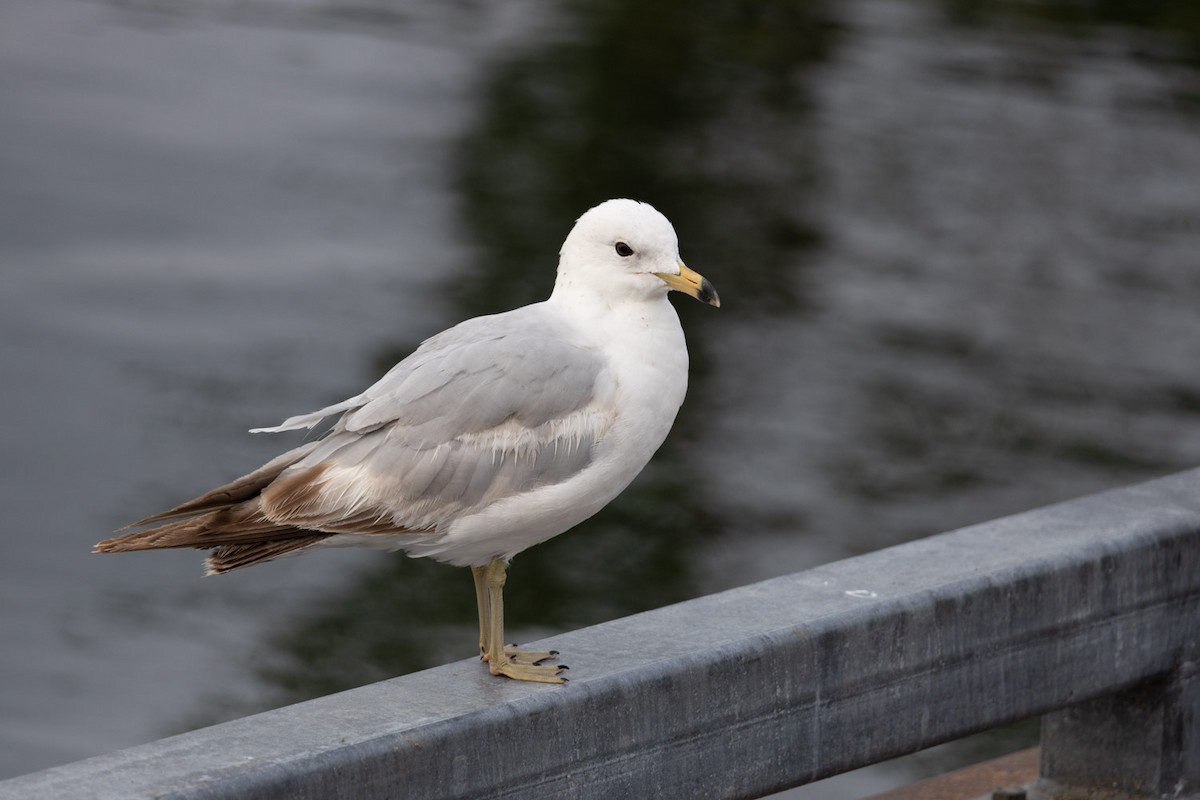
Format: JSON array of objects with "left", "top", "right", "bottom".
[
  {"left": 471, "top": 564, "right": 490, "bottom": 660},
  {"left": 479, "top": 556, "right": 566, "bottom": 683}
]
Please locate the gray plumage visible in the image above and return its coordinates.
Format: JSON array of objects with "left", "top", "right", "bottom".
[
  {"left": 98, "top": 306, "right": 615, "bottom": 571},
  {"left": 96, "top": 198, "right": 718, "bottom": 587}
]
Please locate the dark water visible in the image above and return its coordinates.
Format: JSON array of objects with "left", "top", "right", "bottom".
[{"left": 3, "top": 0, "right": 1200, "bottom": 795}]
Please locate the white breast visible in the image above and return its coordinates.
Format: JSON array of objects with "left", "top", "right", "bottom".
[{"left": 417, "top": 297, "right": 689, "bottom": 567}]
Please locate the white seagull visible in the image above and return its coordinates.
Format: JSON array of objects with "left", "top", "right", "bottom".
[{"left": 96, "top": 198, "right": 720, "bottom": 683}]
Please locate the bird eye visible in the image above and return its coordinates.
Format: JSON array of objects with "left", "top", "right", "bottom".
[{"left": 614, "top": 241, "right": 634, "bottom": 257}]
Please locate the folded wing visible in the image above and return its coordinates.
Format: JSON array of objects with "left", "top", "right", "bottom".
[
  {"left": 260, "top": 311, "right": 615, "bottom": 533},
  {"left": 98, "top": 308, "right": 616, "bottom": 572}
]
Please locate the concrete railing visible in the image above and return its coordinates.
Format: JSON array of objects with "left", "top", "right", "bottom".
[{"left": 4, "top": 470, "right": 1199, "bottom": 799}]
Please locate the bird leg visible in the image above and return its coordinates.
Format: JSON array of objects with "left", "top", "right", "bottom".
[
  {"left": 473, "top": 556, "right": 566, "bottom": 683},
  {"left": 471, "top": 564, "right": 491, "bottom": 661},
  {"left": 472, "top": 558, "right": 559, "bottom": 666}
]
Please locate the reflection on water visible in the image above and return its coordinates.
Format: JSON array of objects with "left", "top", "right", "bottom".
[
  {"left": 942, "top": 0, "right": 1200, "bottom": 64},
  {"left": 4, "top": 0, "right": 1200, "bottom": 795},
  {"left": 452, "top": 0, "right": 832, "bottom": 317}
]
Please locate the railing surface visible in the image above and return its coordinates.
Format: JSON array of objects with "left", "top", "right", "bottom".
[{"left": 3, "top": 470, "right": 1198, "bottom": 800}]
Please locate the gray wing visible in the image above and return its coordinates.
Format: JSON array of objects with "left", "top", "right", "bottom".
[{"left": 254, "top": 308, "right": 617, "bottom": 533}]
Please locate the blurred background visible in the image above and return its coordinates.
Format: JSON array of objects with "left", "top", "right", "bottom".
[{"left": 3, "top": 0, "right": 1200, "bottom": 795}]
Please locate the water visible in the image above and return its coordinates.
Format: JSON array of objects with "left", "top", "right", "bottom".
[{"left": 3, "top": 0, "right": 1200, "bottom": 794}]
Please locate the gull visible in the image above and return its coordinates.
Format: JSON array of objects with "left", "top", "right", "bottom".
[{"left": 96, "top": 199, "right": 720, "bottom": 684}]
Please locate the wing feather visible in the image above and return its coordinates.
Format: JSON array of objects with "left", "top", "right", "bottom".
[
  {"left": 102, "top": 305, "right": 617, "bottom": 569},
  {"left": 251, "top": 306, "right": 617, "bottom": 535}
]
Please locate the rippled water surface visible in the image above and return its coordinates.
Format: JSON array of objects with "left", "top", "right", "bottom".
[{"left": 3, "top": 0, "right": 1200, "bottom": 794}]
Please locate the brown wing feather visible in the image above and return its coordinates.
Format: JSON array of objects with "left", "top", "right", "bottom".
[
  {"left": 96, "top": 500, "right": 322, "bottom": 552},
  {"left": 120, "top": 442, "right": 321, "bottom": 529},
  {"left": 205, "top": 537, "right": 328, "bottom": 574},
  {"left": 257, "top": 464, "right": 421, "bottom": 535},
  {"left": 95, "top": 448, "right": 418, "bottom": 573}
]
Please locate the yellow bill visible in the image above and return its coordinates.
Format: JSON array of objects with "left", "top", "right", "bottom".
[{"left": 655, "top": 261, "right": 720, "bottom": 307}]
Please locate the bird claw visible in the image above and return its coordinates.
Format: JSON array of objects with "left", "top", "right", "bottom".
[
  {"left": 489, "top": 658, "right": 568, "bottom": 684},
  {"left": 504, "top": 644, "right": 561, "bottom": 666}
]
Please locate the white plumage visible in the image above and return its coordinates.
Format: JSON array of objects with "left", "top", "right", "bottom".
[{"left": 97, "top": 198, "right": 719, "bottom": 683}]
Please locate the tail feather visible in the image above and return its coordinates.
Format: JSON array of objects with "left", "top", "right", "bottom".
[
  {"left": 98, "top": 433, "right": 430, "bottom": 574},
  {"left": 101, "top": 504, "right": 268, "bottom": 550},
  {"left": 96, "top": 503, "right": 336, "bottom": 573},
  {"left": 97, "top": 444, "right": 338, "bottom": 573},
  {"left": 205, "top": 537, "right": 329, "bottom": 574}
]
